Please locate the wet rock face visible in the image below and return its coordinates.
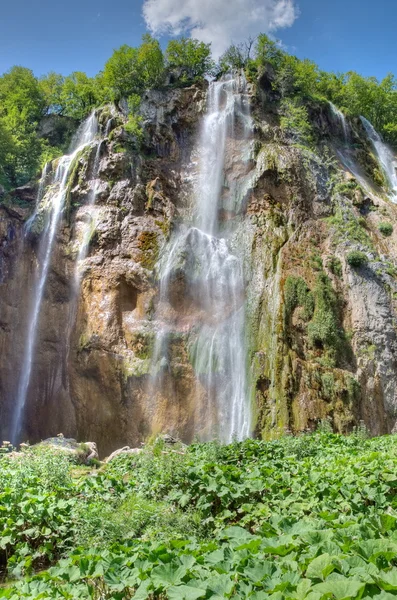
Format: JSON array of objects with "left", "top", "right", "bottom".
[{"left": 2, "top": 81, "right": 397, "bottom": 454}]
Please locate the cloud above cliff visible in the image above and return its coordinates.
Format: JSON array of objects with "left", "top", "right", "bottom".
[{"left": 142, "top": 0, "right": 299, "bottom": 58}]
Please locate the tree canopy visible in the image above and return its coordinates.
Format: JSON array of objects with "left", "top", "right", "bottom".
[{"left": 1, "top": 32, "right": 397, "bottom": 190}]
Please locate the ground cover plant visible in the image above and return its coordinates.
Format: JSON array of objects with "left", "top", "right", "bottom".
[{"left": 3, "top": 432, "right": 397, "bottom": 598}]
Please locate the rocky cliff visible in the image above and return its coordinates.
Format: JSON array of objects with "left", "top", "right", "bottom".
[{"left": 2, "top": 74, "right": 397, "bottom": 455}]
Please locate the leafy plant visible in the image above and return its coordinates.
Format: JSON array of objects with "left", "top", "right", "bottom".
[
  {"left": 379, "top": 222, "right": 393, "bottom": 237},
  {"left": 346, "top": 250, "right": 368, "bottom": 267},
  {"left": 4, "top": 433, "right": 397, "bottom": 598}
]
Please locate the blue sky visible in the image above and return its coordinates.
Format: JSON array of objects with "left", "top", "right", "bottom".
[{"left": 0, "top": 0, "right": 396, "bottom": 80}]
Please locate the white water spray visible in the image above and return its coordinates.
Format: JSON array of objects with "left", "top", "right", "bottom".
[
  {"left": 329, "top": 103, "right": 350, "bottom": 144},
  {"left": 150, "top": 76, "right": 252, "bottom": 442},
  {"left": 11, "top": 112, "right": 98, "bottom": 443},
  {"left": 361, "top": 116, "right": 397, "bottom": 201}
]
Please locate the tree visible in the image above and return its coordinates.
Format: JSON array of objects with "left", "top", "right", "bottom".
[
  {"left": 0, "top": 67, "right": 47, "bottom": 187},
  {"left": 0, "top": 120, "right": 15, "bottom": 188},
  {"left": 59, "top": 72, "right": 99, "bottom": 119},
  {"left": 254, "top": 34, "right": 284, "bottom": 70},
  {"left": 165, "top": 38, "right": 214, "bottom": 82},
  {"left": 0, "top": 66, "right": 45, "bottom": 128},
  {"left": 103, "top": 45, "right": 142, "bottom": 101},
  {"left": 137, "top": 34, "right": 165, "bottom": 88},
  {"left": 219, "top": 39, "right": 255, "bottom": 73},
  {"left": 39, "top": 72, "right": 65, "bottom": 114}
]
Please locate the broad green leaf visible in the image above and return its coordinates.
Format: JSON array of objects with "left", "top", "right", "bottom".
[
  {"left": 377, "top": 568, "right": 397, "bottom": 591},
  {"left": 167, "top": 585, "right": 206, "bottom": 600},
  {"left": 313, "top": 577, "right": 365, "bottom": 600},
  {"left": 306, "top": 554, "right": 335, "bottom": 581},
  {"left": 151, "top": 563, "right": 187, "bottom": 589}
]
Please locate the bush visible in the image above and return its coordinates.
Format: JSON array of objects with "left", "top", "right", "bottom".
[
  {"left": 379, "top": 222, "right": 393, "bottom": 236},
  {"left": 328, "top": 256, "right": 343, "bottom": 277},
  {"left": 279, "top": 98, "right": 313, "bottom": 146},
  {"left": 284, "top": 275, "right": 314, "bottom": 322},
  {"left": 346, "top": 250, "right": 368, "bottom": 267},
  {"left": 165, "top": 38, "right": 214, "bottom": 83}
]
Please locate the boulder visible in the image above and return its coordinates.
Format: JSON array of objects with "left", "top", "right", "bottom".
[
  {"left": 104, "top": 446, "right": 142, "bottom": 463},
  {"left": 39, "top": 435, "right": 99, "bottom": 464}
]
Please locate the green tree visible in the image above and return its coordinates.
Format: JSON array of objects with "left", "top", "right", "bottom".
[
  {"left": 59, "top": 72, "right": 99, "bottom": 119},
  {"left": 103, "top": 45, "right": 141, "bottom": 101},
  {"left": 254, "top": 34, "right": 284, "bottom": 70},
  {"left": 0, "top": 66, "right": 46, "bottom": 187},
  {"left": 165, "top": 38, "right": 214, "bottom": 82},
  {"left": 102, "top": 36, "right": 164, "bottom": 101},
  {"left": 0, "top": 66, "right": 45, "bottom": 127},
  {"left": 39, "top": 72, "right": 65, "bottom": 114},
  {"left": 137, "top": 34, "right": 165, "bottom": 88}
]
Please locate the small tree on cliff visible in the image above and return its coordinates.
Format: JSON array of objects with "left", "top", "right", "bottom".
[{"left": 165, "top": 38, "right": 215, "bottom": 83}]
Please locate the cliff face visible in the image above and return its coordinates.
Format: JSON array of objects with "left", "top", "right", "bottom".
[{"left": 2, "top": 76, "right": 397, "bottom": 455}]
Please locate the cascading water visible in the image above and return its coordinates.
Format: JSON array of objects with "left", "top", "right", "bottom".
[
  {"left": 74, "top": 140, "right": 103, "bottom": 281},
  {"left": 74, "top": 116, "right": 114, "bottom": 283},
  {"left": 361, "top": 116, "right": 397, "bottom": 201},
  {"left": 329, "top": 103, "right": 350, "bottom": 144},
  {"left": 10, "top": 112, "right": 98, "bottom": 444},
  {"left": 150, "top": 75, "right": 252, "bottom": 442}
]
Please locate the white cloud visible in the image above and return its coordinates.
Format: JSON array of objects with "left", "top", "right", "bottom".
[{"left": 142, "top": 0, "right": 299, "bottom": 58}]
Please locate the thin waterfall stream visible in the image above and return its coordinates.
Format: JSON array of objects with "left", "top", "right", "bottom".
[
  {"left": 10, "top": 113, "right": 99, "bottom": 443},
  {"left": 329, "top": 103, "right": 350, "bottom": 144},
  {"left": 361, "top": 116, "right": 397, "bottom": 201},
  {"left": 149, "top": 76, "right": 252, "bottom": 442}
]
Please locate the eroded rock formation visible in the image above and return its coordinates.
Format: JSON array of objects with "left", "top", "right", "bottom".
[{"left": 2, "top": 75, "right": 397, "bottom": 455}]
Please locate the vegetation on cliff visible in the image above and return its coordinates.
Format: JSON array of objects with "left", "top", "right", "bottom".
[
  {"left": 1, "top": 30, "right": 397, "bottom": 191},
  {"left": 2, "top": 432, "right": 397, "bottom": 598}
]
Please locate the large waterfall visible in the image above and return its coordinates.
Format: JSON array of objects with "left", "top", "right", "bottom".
[
  {"left": 10, "top": 113, "right": 98, "bottom": 443},
  {"left": 150, "top": 76, "right": 252, "bottom": 442},
  {"left": 361, "top": 116, "right": 397, "bottom": 201}
]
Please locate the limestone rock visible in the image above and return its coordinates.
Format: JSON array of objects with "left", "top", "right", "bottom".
[{"left": 104, "top": 446, "right": 142, "bottom": 463}]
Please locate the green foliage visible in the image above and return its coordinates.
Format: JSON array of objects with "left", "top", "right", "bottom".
[
  {"left": 165, "top": 38, "right": 215, "bottom": 83},
  {"left": 0, "top": 66, "right": 47, "bottom": 187},
  {"left": 279, "top": 98, "right": 313, "bottom": 146},
  {"left": 5, "top": 434, "right": 397, "bottom": 598},
  {"left": 218, "top": 40, "right": 254, "bottom": 73},
  {"left": 328, "top": 256, "right": 343, "bottom": 278},
  {"left": 307, "top": 272, "right": 344, "bottom": 359},
  {"left": 39, "top": 71, "right": 64, "bottom": 113},
  {"left": 379, "top": 222, "right": 393, "bottom": 237},
  {"left": 124, "top": 94, "right": 143, "bottom": 144},
  {"left": 346, "top": 250, "right": 369, "bottom": 267},
  {"left": 327, "top": 206, "right": 373, "bottom": 249},
  {"left": 103, "top": 35, "right": 165, "bottom": 101},
  {"left": 333, "top": 178, "right": 359, "bottom": 200},
  {"left": 254, "top": 34, "right": 284, "bottom": 70},
  {"left": 253, "top": 34, "right": 397, "bottom": 148},
  {"left": 284, "top": 276, "right": 315, "bottom": 322},
  {"left": 58, "top": 72, "right": 101, "bottom": 120}
]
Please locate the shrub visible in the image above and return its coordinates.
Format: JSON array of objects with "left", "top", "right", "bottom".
[
  {"left": 284, "top": 276, "right": 315, "bottom": 322},
  {"left": 279, "top": 98, "right": 313, "bottom": 146},
  {"left": 307, "top": 272, "right": 344, "bottom": 361},
  {"left": 165, "top": 38, "right": 214, "bottom": 83},
  {"left": 328, "top": 256, "right": 343, "bottom": 277},
  {"left": 379, "top": 221, "right": 393, "bottom": 236},
  {"left": 346, "top": 250, "right": 368, "bottom": 267}
]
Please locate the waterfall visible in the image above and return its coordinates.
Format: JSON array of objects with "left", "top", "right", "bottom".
[
  {"left": 74, "top": 139, "right": 103, "bottom": 283},
  {"left": 329, "top": 103, "right": 350, "bottom": 144},
  {"left": 150, "top": 75, "right": 252, "bottom": 442},
  {"left": 25, "top": 162, "right": 51, "bottom": 232},
  {"left": 10, "top": 112, "right": 98, "bottom": 444},
  {"left": 361, "top": 116, "right": 397, "bottom": 201}
]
